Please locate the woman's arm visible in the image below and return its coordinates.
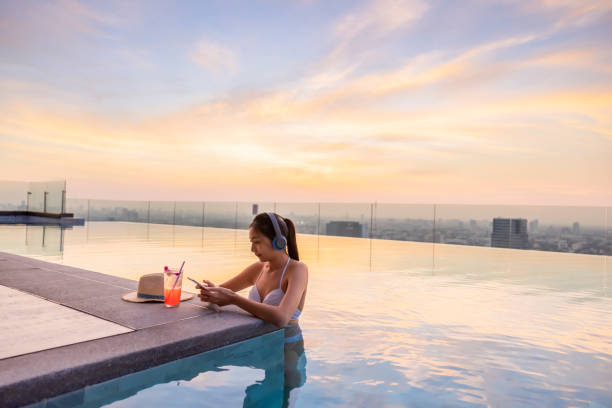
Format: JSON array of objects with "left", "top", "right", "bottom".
[
  {"left": 203, "top": 262, "right": 308, "bottom": 328},
  {"left": 217, "top": 262, "right": 264, "bottom": 292}
]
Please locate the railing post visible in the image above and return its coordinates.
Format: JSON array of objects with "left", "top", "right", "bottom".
[
  {"left": 317, "top": 203, "right": 321, "bottom": 263},
  {"left": 146, "top": 201, "right": 150, "bottom": 241},
  {"left": 432, "top": 204, "right": 437, "bottom": 244},
  {"left": 370, "top": 202, "right": 376, "bottom": 239},
  {"left": 59, "top": 227, "right": 65, "bottom": 252},
  {"left": 432, "top": 204, "right": 437, "bottom": 272},
  {"left": 317, "top": 203, "right": 321, "bottom": 236},
  {"left": 606, "top": 207, "right": 609, "bottom": 256},
  {"left": 202, "top": 202, "right": 206, "bottom": 228},
  {"left": 234, "top": 202, "right": 238, "bottom": 229},
  {"left": 201, "top": 202, "right": 206, "bottom": 248},
  {"left": 369, "top": 203, "right": 374, "bottom": 271}
]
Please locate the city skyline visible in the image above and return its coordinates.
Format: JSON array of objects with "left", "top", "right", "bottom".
[
  {"left": 1, "top": 0, "right": 611, "bottom": 205},
  {"left": 21, "top": 198, "right": 611, "bottom": 255},
  {"left": 1, "top": 182, "right": 610, "bottom": 228}
]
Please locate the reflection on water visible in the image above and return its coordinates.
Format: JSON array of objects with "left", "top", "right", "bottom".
[
  {"left": 0, "top": 224, "right": 66, "bottom": 258},
  {"left": 2, "top": 222, "right": 611, "bottom": 407}
]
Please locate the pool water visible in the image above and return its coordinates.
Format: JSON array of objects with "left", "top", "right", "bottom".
[
  {"left": 39, "top": 331, "right": 288, "bottom": 408},
  {"left": 3, "top": 222, "right": 611, "bottom": 407}
]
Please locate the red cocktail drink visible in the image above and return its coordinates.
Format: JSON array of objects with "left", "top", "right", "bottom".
[{"left": 163, "top": 267, "right": 183, "bottom": 307}]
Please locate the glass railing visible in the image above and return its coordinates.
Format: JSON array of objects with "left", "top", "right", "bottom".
[
  {"left": 27, "top": 180, "right": 66, "bottom": 214},
  {"left": 0, "top": 179, "right": 67, "bottom": 214},
  {"left": 60, "top": 199, "right": 611, "bottom": 256},
  {"left": 0, "top": 180, "right": 28, "bottom": 211}
]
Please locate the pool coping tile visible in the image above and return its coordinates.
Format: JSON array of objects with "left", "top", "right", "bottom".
[{"left": 0, "top": 251, "right": 280, "bottom": 408}]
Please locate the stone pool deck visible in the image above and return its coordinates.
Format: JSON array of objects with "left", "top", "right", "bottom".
[{"left": 0, "top": 251, "right": 280, "bottom": 408}]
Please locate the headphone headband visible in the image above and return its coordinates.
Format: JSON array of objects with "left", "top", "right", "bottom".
[{"left": 266, "top": 212, "right": 287, "bottom": 251}]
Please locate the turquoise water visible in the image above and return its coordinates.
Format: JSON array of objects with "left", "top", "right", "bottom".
[
  {"left": 3, "top": 222, "right": 611, "bottom": 407},
  {"left": 39, "top": 331, "right": 291, "bottom": 407}
]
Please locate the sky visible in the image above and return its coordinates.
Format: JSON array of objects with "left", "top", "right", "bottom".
[{"left": 0, "top": 0, "right": 611, "bottom": 205}]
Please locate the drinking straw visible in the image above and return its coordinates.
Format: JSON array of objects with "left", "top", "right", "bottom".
[{"left": 171, "top": 261, "right": 185, "bottom": 292}]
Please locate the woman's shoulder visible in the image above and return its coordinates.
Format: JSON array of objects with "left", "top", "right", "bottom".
[
  {"left": 289, "top": 259, "right": 308, "bottom": 273},
  {"left": 283, "top": 259, "right": 308, "bottom": 290}
]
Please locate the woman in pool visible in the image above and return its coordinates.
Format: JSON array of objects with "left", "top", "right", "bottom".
[{"left": 197, "top": 212, "right": 308, "bottom": 328}]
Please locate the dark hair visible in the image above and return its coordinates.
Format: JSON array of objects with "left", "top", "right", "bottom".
[{"left": 249, "top": 213, "right": 299, "bottom": 261}]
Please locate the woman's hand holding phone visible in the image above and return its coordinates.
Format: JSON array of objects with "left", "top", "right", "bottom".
[
  {"left": 185, "top": 277, "right": 221, "bottom": 312},
  {"left": 196, "top": 279, "right": 234, "bottom": 307},
  {"left": 187, "top": 277, "right": 209, "bottom": 290}
]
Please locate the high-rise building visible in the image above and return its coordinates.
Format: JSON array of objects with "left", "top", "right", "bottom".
[
  {"left": 529, "top": 219, "right": 539, "bottom": 233},
  {"left": 572, "top": 222, "right": 580, "bottom": 234},
  {"left": 326, "top": 221, "right": 363, "bottom": 238},
  {"left": 491, "top": 218, "right": 529, "bottom": 249}
]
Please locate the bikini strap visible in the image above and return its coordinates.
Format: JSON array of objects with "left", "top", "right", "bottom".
[
  {"left": 254, "top": 263, "right": 266, "bottom": 284},
  {"left": 279, "top": 257, "right": 291, "bottom": 286}
]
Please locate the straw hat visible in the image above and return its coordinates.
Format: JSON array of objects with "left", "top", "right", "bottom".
[{"left": 122, "top": 273, "right": 194, "bottom": 303}]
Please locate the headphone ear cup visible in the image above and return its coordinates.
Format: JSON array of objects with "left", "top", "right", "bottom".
[
  {"left": 278, "top": 236, "right": 287, "bottom": 250},
  {"left": 272, "top": 236, "right": 287, "bottom": 250}
]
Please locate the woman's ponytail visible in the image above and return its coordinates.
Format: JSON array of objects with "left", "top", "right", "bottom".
[{"left": 284, "top": 218, "right": 300, "bottom": 261}]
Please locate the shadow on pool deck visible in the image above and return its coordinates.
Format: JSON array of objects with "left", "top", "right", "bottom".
[{"left": 0, "top": 251, "right": 280, "bottom": 408}]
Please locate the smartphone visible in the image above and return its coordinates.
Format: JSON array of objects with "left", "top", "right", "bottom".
[{"left": 187, "top": 277, "right": 208, "bottom": 290}]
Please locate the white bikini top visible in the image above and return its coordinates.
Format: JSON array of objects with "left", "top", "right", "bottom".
[{"left": 248, "top": 257, "right": 301, "bottom": 321}]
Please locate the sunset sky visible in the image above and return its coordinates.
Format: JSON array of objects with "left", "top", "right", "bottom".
[{"left": 1, "top": 0, "right": 611, "bottom": 205}]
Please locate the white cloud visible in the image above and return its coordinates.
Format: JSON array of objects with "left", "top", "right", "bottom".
[{"left": 191, "top": 39, "right": 237, "bottom": 73}]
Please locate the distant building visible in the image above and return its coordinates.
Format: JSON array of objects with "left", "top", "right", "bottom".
[
  {"left": 529, "top": 219, "right": 539, "bottom": 233},
  {"left": 572, "top": 222, "right": 580, "bottom": 234},
  {"left": 491, "top": 218, "right": 529, "bottom": 249},
  {"left": 326, "top": 221, "right": 363, "bottom": 238}
]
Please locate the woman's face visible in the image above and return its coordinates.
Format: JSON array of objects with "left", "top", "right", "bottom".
[{"left": 249, "top": 227, "right": 273, "bottom": 261}]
